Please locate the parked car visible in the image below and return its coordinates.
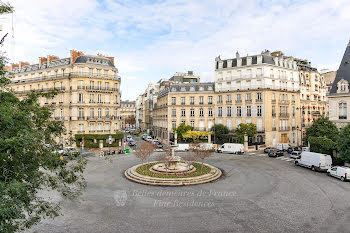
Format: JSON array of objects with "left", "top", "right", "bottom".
[
  {"left": 268, "top": 149, "right": 284, "bottom": 157},
  {"left": 152, "top": 139, "right": 159, "bottom": 144},
  {"left": 295, "top": 152, "right": 332, "bottom": 171},
  {"left": 276, "top": 143, "right": 291, "bottom": 151},
  {"left": 155, "top": 141, "right": 163, "bottom": 148},
  {"left": 302, "top": 147, "right": 310, "bottom": 152},
  {"left": 126, "top": 135, "right": 133, "bottom": 141},
  {"left": 141, "top": 134, "right": 148, "bottom": 140},
  {"left": 174, "top": 144, "right": 190, "bottom": 152},
  {"left": 217, "top": 143, "right": 244, "bottom": 154},
  {"left": 327, "top": 166, "right": 350, "bottom": 182},
  {"left": 129, "top": 139, "right": 136, "bottom": 147},
  {"left": 145, "top": 136, "right": 153, "bottom": 142},
  {"left": 290, "top": 151, "right": 301, "bottom": 159},
  {"left": 287, "top": 146, "right": 300, "bottom": 154},
  {"left": 264, "top": 147, "right": 276, "bottom": 153}
]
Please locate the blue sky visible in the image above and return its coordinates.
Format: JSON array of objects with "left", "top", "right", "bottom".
[{"left": 1, "top": 0, "right": 350, "bottom": 100}]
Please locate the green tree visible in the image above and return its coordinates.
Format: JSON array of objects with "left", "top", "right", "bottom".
[
  {"left": 236, "top": 123, "right": 257, "bottom": 144},
  {"left": 337, "top": 124, "right": 350, "bottom": 162},
  {"left": 0, "top": 4, "right": 86, "bottom": 231},
  {"left": 211, "top": 124, "right": 229, "bottom": 144},
  {"left": 308, "top": 136, "right": 336, "bottom": 155},
  {"left": 305, "top": 116, "right": 339, "bottom": 153},
  {"left": 175, "top": 123, "right": 193, "bottom": 142}
]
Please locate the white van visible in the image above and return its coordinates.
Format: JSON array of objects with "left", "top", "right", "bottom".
[
  {"left": 295, "top": 151, "right": 332, "bottom": 171},
  {"left": 199, "top": 143, "right": 214, "bottom": 150},
  {"left": 217, "top": 143, "right": 244, "bottom": 154},
  {"left": 174, "top": 144, "right": 190, "bottom": 152},
  {"left": 276, "top": 143, "right": 290, "bottom": 151},
  {"left": 327, "top": 166, "right": 350, "bottom": 182}
]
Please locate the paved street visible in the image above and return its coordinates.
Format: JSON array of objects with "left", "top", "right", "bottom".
[{"left": 30, "top": 149, "right": 350, "bottom": 233}]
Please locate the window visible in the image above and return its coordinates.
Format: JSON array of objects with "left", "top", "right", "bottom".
[
  {"left": 257, "top": 106, "right": 262, "bottom": 117},
  {"left": 104, "top": 70, "right": 108, "bottom": 77},
  {"left": 236, "top": 94, "right": 241, "bottom": 102},
  {"left": 105, "top": 82, "right": 109, "bottom": 90},
  {"left": 257, "top": 92, "right": 262, "bottom": 101},
  {"left": 59, "top": 82, "right": 63, "bottom": 90},
  {"left": 89, "top": 68, "right": 93, "bottom": 76},
  {"left": 78, "top": 93, "right": 84, "bottom": 103},
  {"left": 199, "top": 108, "right": 204, "bottom": 117},
  {"left": 272, "top": 106, "right": 275, "bottom": 116},
  {"left": 227, "top": 95, "right": 232, "bottom": 103},
  {"left": 97, "top": 94, "right": 102, "bottom": 103},
  {"left": 114, "top": 83, "right": 118, "bottom": 90},
  {"left": 247, "top": 106, "right": 251, "bottom": 117},
  {"left": 227, "top": 107, "right": 232, "bottom": 117},
  {"left": 60, "top": 109, "right": 63, "bottom": 119},
  {"left": 62, "top": 69, "right": 65, "bottom": 77},
  {"left": 190, "top": 96, "right": 195, "bottom": 105},
  {"left": 218, "top": 107, "right": 222, "bottom": 117},
  {"left": 292, "top": 107, "right": 295, "bottom": 117},
  {"left": 172, "top": 109, "right": 176, "bottom": 117},
  {"left": 97, "top": 69, "right": 101, "bottom": 77},
  {"left": 208, "top": 108, "right": 213, "bottom": 117},
  {"left": 190, "top": 109, "right": 195, "bottom": 117},
  {"left": 208, "top": 96, "right": 213, "bottom": 104},
  {"left": 190, "top": 120, "right": 195, "bottom": 127},
  {"left": 87, "top": 94, "right": 93, "bottom": 104},
  {"left": 90, "top": 108, "right": 94, "bottom": 118},
  {"left": 172, "top": 97, "right": 176, "bottom": 105},
  {"left": 237, "top": 106, "right": 241, "bottom": 117},
  {"left": 90, "top": 123, "right": 95, "bottom": 132},
  {"left": 78, "top": 108, "right": 84, "bottom": 118},
  {"left": 98, "top": 108, "right": 102, "bottom": 118},
  {"left": 341, "top": 82, "right": 347, "bottom": 91},
  {"left": 114, "top": 123, "right": 118, "bottom": 131},
  {"left": 339, "top": 103, "right": 347, "bottom": 119},
  {"left": 199, "top": 96, "right": 204, "bottom": 104},
  {"left": 246, "top": 93, "right": 251, "bottom": 101},
  {"left": 181, "top": 109, "right": 186, "bottom": 117},
  {"left": 114, "top": 95, "right": 118, "bottom": 104},
  {"left": 98, "top": 82, "right": 102, "bottom": 90},
  {"left": 78, "top": 67, "right": 83, "bottom": 76},
  {"left": 218, "top": 95, "right": 222, "bottom": 103},
  {"left": 105, "top": 123, "right": 110, "bottom": 131},
  {"left": 105, "top": 108, "right": 110, "bottom": 117},
  {"left": 78, "top": 124, "right": 84, "bottom": 132},
  {"left": 181, "top": 97, "right": 185, "bottom": 105},
  {"left": 105, "top": 95, "right": 110, "bottom": 104},
  {"left": 172, "top": 121, "right": 176, "bottom": 130},
  {"left": 98, "top": 123, "right": 102, "bottom": 132}
]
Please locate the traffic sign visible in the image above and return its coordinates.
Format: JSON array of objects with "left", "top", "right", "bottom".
[{"left": 109, "top": 135, "right": 112, "bottom": 144}]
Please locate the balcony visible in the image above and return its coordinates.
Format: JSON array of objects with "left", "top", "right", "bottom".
[
  {"left": 208, "top": 102, "right": 213, "bottom": 105},
  {"left": 257, "top": 129, "right": 265, "bottom": 133},
  {"left": 245, "top": 99, "right": 252, "bottom": 104},
  {"left": 279, "top": 127, "right": 290, "bottom": 132},
  {"left": 279, "top": 113, "right": 290, "bottom": 118},
  {"left": 272, "top": 113, "right": 276, "bottom": 117},
  {"left": 339, "top": 116, "right": 347, "bottom": 120},
  {"left": 77, "top": 116, "right": 85, "bottom": 120},
  {"left": 226, "top": 100, "right": 232, "bottom": 103},
  {"left": 235, "top": 100, "right": 242, "bottom": 103},
  {"left": 279, "top": 100, "right": 290, "bottom": 105},
  {"left": 272, "top": 127, "right": 276, "bottom": 131},
  {"left": 77, "top": 130, "right": 85, "bottom": 133},
  {"left": 104, "top": 130, "right": 111, "bottom": 132},
  {"left": 255, "top": 99, "right": 263, "bottom": 103},
  {"left": 97, "top": 130, "right": 103, "bottom": 133},
  {"left": 271, "top": 99, "right": 276, "bottom": 104},
  {"left": 89, "top": 130, "right": 95, "bottom": 133}
]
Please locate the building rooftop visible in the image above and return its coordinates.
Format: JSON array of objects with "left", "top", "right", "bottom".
[
  {"left": 158, "top": 82, "right": 215, "bottom": 98},
  {"left": 330, "top": 40, "right": 350, "bottom": 94}
]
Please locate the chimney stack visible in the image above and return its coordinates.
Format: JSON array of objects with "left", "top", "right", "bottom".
[
  {"left": 70, "top": 50, "right": 84, "bottom": 64},
  {"left": 39, "top": 57, "right": 47, "bottom": 67},
  {"left": 19, "top": 61, "right": 30, "bottom": 70},
  {"left": 47, "top": 55, "right": 60, "bottom": 65}
]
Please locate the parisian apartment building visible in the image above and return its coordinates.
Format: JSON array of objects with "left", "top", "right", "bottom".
[
  {"left": 119, "top": 100, "right": 136, "bottom": 129},
  {"left": 6, "top": 50, "right": 121, "bottom": 144}
]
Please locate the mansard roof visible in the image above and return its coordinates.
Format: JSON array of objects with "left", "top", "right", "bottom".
[
  {"left": 330, "top": 40, "right": 350, "bottom": 94},
  {"left": 158, "top": 82, "right": 215, "bottom": 98},
  {"left": 10, "top": 58, "right": 71, "bottom": 74},
  {"left": 74, "top": 55, "right": 115, "bottom": 68}
]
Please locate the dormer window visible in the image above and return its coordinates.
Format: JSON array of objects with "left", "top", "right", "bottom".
[{"left": 341, "top": 82, "right": 346, "bottom": 91}]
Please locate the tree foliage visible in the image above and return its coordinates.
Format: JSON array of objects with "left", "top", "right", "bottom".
[
  {"left": 0, "top": 5, "right": 86, "bottom": 230},
  {"left": 236, "top": 123, "right": 257, "bottom": 144},
  {"left": 182, "top": 131, "right": 211, "bottom": 142},
  {"left": 308, "top": 136, "right": 336, "bottom": 155},
  {"left": 125, "top": 115, "right": 136, "bottom": 126},
  {"left": 210, "top": 124, "right": 229, "bottom": 144},
  {"left": 134, "top": 142, "right": 156, "bottom": 173},
  {"left": 174, "top": 123, "right": 193, "bottom": 142},
  {"left": 337, "top": 124, "right": 350, "bottom": 162},
  {"left": 190, "top": 143, "right": 213, "bottom": 172}
]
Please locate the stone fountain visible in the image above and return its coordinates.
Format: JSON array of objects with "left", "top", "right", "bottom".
[{"left": 151, "top": 149, "right": 195, "bottom": 174}]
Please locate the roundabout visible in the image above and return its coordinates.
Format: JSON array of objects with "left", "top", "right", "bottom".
[{"left": 124, "top": 161, "right": 222, "bottom": 186}]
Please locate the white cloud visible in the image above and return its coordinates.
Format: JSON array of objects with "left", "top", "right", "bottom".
[{"left": 1, "top": 0, "right": 350, "bottom": 100}]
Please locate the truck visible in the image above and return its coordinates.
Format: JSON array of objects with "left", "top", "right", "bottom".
[
  {"left": 174, "top": 143, "right": 190, "bottom": 152},
  {"left": 217, "top": 143, "right": 244, "bottom": 154},
  {"left": 295, "top": 151, "right": 332, "bottom": 172},
  {"left": 276, "top": 143, "right": 291, "bottom": 151},
  {"left": 327, "top": 166, "right": 350, "bottom": 182}
]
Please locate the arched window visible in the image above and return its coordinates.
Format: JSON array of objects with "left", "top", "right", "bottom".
[{"left": 340, "top": 82, "right": 347, "bottom": 91}]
